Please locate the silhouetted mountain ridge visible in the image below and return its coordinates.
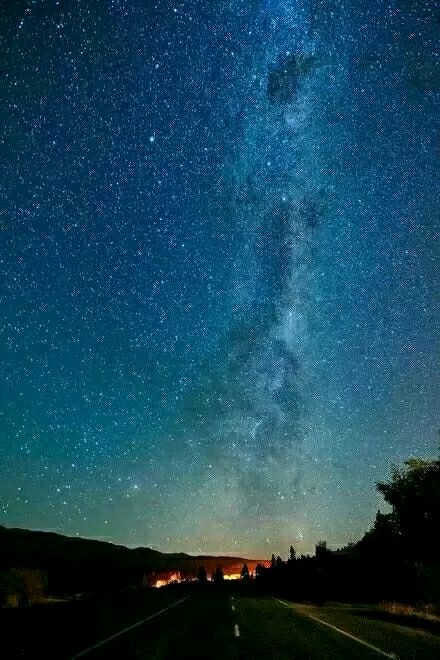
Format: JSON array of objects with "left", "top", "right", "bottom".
[{"left": 0, "top": 525, "right": 267, "bottom": 594}]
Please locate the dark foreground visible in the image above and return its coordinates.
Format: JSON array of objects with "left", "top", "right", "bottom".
[{"left": 2, "top": 584, "right": 440, "bottom": 659}]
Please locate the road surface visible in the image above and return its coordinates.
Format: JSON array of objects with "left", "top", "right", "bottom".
[{"left": 2, "top": 585, "right": 440, "bottom": 658}]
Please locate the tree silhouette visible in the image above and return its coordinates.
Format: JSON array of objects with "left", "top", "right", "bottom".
[
  {"left": 357, "top": 510, "right": 398, "bottom": 558},
  {"left": 376, "top": 457, "right": 440, "bottom": 559},
  {"left": 253, "top": 456, "right": 440, "bottom": 605},
  {"left": 213, "top": 565, "right": 224, "bottom": 583},
  {"left": 241, "top": 563, "right": 250, "bottom": 581},
  {"left": 315, "top": 540, "right": 329, "bottom": 560},
  {"left": 197, "top": 566, "right": 207, "bottom": 583}
]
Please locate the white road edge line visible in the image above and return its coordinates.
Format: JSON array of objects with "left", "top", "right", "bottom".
[
  {"left": 308, "top": 615, "right": 399, "bottom": 659},
  {"left": 272, "top": 598, "right": 398, "bottom": 660},
  {"left": 70, "top": 596, "right": 190, "bottom": 659},
  {"left": 234, "top": 623, "right": 240, "bottom": 638}
]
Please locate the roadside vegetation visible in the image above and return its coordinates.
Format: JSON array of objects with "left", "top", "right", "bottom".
[{"left": 254, "top": 455, "right": 440, "bottom": 609}]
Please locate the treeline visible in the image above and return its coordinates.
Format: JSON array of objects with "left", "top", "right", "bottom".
[
  {"left": 255, "top": 456, "right": 440, "bottom": 604},
  {"left": 0, "top": 525, "right": 260, "bottom": 604}
]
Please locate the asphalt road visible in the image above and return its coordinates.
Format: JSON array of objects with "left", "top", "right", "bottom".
[
  {"left": 74, "top": 588, "right": 440, "bottom": 659},
  {"left": 235, "top": 595, "right": 440, "bottom": 660},
  {"left": 3, "top": 586, "right": 440, "bottom": 658}
]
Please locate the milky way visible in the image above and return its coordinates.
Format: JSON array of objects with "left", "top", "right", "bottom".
[{"left": 1, "top": 1, "right": 439, "bottom": 556}]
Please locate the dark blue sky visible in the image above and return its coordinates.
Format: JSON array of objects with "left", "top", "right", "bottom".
[{"left": 1, "top": 0, "right": 439, "bottom": 556}]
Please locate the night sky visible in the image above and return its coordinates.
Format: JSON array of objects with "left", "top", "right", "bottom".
[{"left": 1, "top": 0, "right": 440, "bottom": 557}]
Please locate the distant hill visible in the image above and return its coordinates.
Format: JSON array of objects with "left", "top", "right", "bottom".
[{"left": 0, "top": 525, "right": 268, "bottom": 594}]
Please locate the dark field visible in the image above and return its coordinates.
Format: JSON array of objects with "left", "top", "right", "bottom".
[{"left": 2, "top": 584, "right": 440, "bottom": 659}]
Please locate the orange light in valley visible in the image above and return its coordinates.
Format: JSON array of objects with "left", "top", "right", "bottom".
[
  {"left": 153, "top": 572, "right": 181, "bottom": 588},
  {"left": 152, "top": 559, "right": 270, "bottom": 587}
]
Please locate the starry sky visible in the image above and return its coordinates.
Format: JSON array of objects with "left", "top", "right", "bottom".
[{"left": 1, "top": 0, "right": 440, "bottom": 557}]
